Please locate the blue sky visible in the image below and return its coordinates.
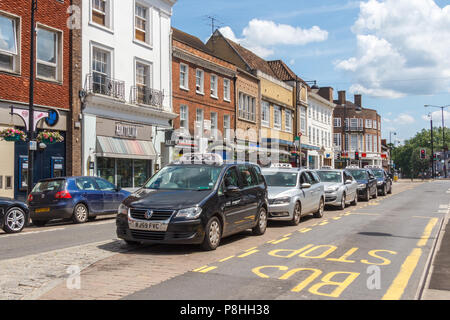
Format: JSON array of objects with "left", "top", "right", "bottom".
[{"left": 171, "top": 0, "right": 450, "bottom": 144}]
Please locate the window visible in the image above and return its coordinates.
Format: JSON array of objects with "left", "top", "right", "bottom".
[
  {"left": 223, "top": 78, "right": 231, "bottom": 101},
  {"left": 135, "top": 61, "right": 151, "bottom": 104},
  {"left": 239, "top": 92, "right": 256, "bottom": 122},
  {"left": 373, "top": 135, "right": 378, "bottom": 153},
  {"left": 210, "top": 74, "right": 218, "bottom": 97},
  {"left": 238, "top": 165, "right": 258, "bottom": 188},
  {"left": 95, "top": 178, "right": 115, "bottom": 191},
  {"left": 366, "top": 134, "right": 372, "bottom": 152},
  {"left": 308, "top": 126, "right": 311, "bottom": 140},
  {"left": 211, "top": 112, "right": 218, "bottom": 139},
  {"left": 92, "top": 47, "right": 110, "bottom": 94},
  {"left": 76, "top": 177, "right": 97, "bottom": 191},
  {"left": 312, "top": 127, "right": 316, "bottom": 145},
  {"left": 179, "top": 63, "right": 188, "bottom": 90},
  {"left": 300, "top": 106, "right": 306, "bottom": 134},
  {"left": 261, "top": 101, "right": 270, "bottom": 126},
  {"left": 373, "top": 120, "right": 377, "bottom": 130},
  {"left": 179, "top": 105, "right": 188, "bottom": 130},
  {"left": 135, "top": 3, "right": 150, "bottom": 44},
  {"left": 0, "top": 176, "right": 2, "bottom": 189},
  {"left": 5, "top": 176, "right": 12, "bottom": 189},
  {"left": 334, "top": 118, "right": 341, "bottom": 127},
  {"left": 351, "top": 134, "right": 358, "bottom": 151},
  {"left": 91, "top": 0, "right": 111, "bottom": 28},
  {"left": 223, "top": 115, "right": 231, "bottom": 140},
  {"left": 36, "top": 27, "right": 61, "bottom": 81},
  {"left": 365, "top": 119, "right": 372, "bottom": 129},
  {"left": 308, "top": 107, "right": 311, "bottom": 118},
  {"left": 285, "top": 110, "right": 292, "bottom": 133},
  {"left": 196, "top": 108, "right": 204, "bottom": 135},
  {"left": 0, "top": 14, "right": 19, "bottom": 73},
  {"left": 195, "top": 69, "right": 204, "bottom": 93},
  {"left": 350, "top": 118, "right": 358, "bottom": 128},
  {"left": 273, "top": 106, "right": 281, "bottom": 130}
]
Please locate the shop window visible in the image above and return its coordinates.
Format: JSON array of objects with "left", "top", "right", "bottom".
[
  {"left": 97, "top": 157, "right": 115, "bottom": 185},
  {"left": 133, "top": 159, "right": 149, "bottom": 188},
  {"left": 6, "top": 176, "right": 12, "bottom": 189}
]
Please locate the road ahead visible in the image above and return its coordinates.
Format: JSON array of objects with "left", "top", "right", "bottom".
[{"left": 1, "top": 180, "right": 448, "bottom": 300}]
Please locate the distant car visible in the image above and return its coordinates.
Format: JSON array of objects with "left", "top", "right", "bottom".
[
  {"left": 315, "top": 169, "right": 358, "bottom": 209},
  {"left": 262, "top": 166, "right": 325, "bottom": 225},
  {"left": 346, "top": 167, "right": 378, "bottom": 201},
  {"left": 366, "top": 167, "right": 393, "bottom": 196},
  {"left": 0, "top": 198, "right": 29, "bottom": 234},
  {"left": 28, "top": 177, "right": 130, "bottom": 226}
]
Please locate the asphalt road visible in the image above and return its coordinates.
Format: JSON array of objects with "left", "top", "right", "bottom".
[{"left": 125, "top": 180, "right": 449, "bottom": 300}]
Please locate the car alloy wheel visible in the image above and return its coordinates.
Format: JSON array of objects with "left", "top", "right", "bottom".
[
  {"left": 290, "top": 202, "right": 301, "bottom": 226},
  {"left": 340, "top": 193, "right": 346, "bottom": 210},
  {"left": 208, "top": 220, "right": 221, "bottom": 248},
  {"left": 73, "top": 204, "right": 88, "bottom": 224},
  {"left": 253, "top": 207, "right": 267, "bottom": 235},
  {"left": 4, "top": 207, "right": 26, "bottom": 233},
  {"left": 366, "top": 189, "right": 370, "bottom": 201},
  {"left": 352, "top": 193, "right": 358, "bottom": 206},
  {"left": 314, "top": 198, "right": 324, "bottom": 218}
]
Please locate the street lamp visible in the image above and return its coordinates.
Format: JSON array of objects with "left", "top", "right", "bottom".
[
  {"left": 389, "top": 131, "right": 396, "bottom": 174},
  {"left": 425, "top": 104, "right": 449, "bottom": 178},
  {"left": 428, "top": 112, "right": 435, "bottom": 179}
]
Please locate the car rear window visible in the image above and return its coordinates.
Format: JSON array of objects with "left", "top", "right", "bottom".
[{"left": 32, "top": 180, "right": 65, "bottom": 193}]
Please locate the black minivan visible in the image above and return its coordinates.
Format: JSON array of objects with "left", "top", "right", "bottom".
[{"left": 116, "top": 155, "right": 268, "bottom": 250}]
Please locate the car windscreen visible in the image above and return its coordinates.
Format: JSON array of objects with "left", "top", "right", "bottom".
[
  {"left": 263, "top": 172, "right": 298, "bottom": 187},
  {"left": 372, "top": 170, "right": 384, "bottom": 178},
  {"left": 144, "top": 165, "right": 223, "bottom": 190},
  {"left": 349, "top": 170, "right": 368, "bottom": 180},
  {"left": 316, "top": 171, "right": 342, "bottom": 183},
  {"left": 32, "top": 180, "right": 65, "bottom": 193}
]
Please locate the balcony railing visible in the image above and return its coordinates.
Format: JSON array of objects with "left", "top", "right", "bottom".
[
  {"left": 345, "top": 125, "right": 364, "bottom": 132},
  {"left": 130, "top": 86, "right": 164, "bottom": 109},
  {"left": 85, "top": 74, "right": 125, "bottom": 100}
]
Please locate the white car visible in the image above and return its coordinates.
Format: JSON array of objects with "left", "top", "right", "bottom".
[{"left": 315, "top": 169, "right": 358, "bottom": 209}]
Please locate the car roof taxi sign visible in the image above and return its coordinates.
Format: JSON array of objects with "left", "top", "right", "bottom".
[{"left": 177, "top": 153, "right": 224, "bottom": 165}]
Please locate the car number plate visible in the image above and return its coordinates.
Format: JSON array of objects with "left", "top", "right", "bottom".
[
  {"left": 129, "top": 221, "right": 167, "bottom": 231},
  {"left": 35, "top": 208, "right": 50, "bottom": 213}
]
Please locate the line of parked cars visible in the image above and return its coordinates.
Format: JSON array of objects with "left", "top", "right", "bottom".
[{"left": 1, "top": 154, "right": 393, "bottom": 253}]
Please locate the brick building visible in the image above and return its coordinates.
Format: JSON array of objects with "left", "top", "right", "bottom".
[
  {"left": 0, "top": 0, "right": 79, "bottom": 199},
  {"left": 333, "top": 91, "right": 382, "bottom": 168},
  {"left": 172, "top": 28, "right": 237, "bottom": 159}
]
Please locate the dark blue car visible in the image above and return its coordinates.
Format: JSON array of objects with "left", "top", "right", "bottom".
[{"left": 28, "top": 177, "right": 130, "bottom": 226}]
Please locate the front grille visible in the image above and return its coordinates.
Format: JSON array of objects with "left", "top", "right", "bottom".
[
  {"left": 130, "top": 230, "right": 166, "bottom": 241},
  {"left": 130, "top": 208, "right": 174, "bottom": 221}
]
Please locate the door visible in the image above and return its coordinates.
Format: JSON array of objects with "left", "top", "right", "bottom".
[
  {"left": 95, "top": 178, "right": 120, "bottom": 213},
  {"left": 299, "top": 171, "right": 315, "bottom": 213},
  {"left": 343, "top": 171, "right": 356, "bottom": 202},
  {"left": 306, "top": 171, "right": 322, "bottom": 210},
  {"left": 75, "top": 177, "right": 104, "bottom": 213},
  {"left": 237, "top": 165, "right": 260, "bottom": 229},
  {"left": 219, "top": 167, "right": 243, "bottom": 235}
]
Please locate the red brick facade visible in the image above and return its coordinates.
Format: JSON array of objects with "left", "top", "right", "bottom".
[{"left": 172, "top": 32, "right": 237, "bottom": 140}]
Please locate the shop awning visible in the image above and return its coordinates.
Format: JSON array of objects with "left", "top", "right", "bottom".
[{"left": 96, "top": 136, "right": 157, "bottom": 160}]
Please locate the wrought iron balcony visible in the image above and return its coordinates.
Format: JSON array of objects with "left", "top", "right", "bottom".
[
  {"left": 85, "top": 74, "right": 125, "bottom": 100},
  {"left": 345, "top": 125, "right": 364, "bottom": 132},
  {"left": 130, "top": 86, "right": 164, "bottom": 109}
]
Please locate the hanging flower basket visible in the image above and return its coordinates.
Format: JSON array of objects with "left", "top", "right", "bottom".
[
  {"left": 36, "top": 131, "right": 64, "bottom": 145},
  {"left": 0, "top": 128, "right": 27, "bottom": 142}
]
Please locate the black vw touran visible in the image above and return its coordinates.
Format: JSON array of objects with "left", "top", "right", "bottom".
[{"left": 116, "top": 155, "right": 268, "bottom": 250}]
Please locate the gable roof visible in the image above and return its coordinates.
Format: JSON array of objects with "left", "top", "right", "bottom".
[
  {"left": 172, "top": 27, "right": 212, "bottom": 54},
  {"left": 267, "top": 60, "right": 309, "bottom": 87}
]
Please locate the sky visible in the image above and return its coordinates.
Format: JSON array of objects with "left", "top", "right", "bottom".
[{"left": 171, "top": 0, "right": 450, "bottom": 145}]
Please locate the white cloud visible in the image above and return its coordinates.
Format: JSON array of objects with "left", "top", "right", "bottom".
[
  {"left": 395, "top": 113, "right": 416, "bottom": 125},
  {"left": 335, "top": 0, "right": 450, "bottom": 98},
  {"left": 219, "top": 19, "right": 328, "bottom": 58},
  {"left": 422, "top": 110, "right": 450, "bottom": 126}
]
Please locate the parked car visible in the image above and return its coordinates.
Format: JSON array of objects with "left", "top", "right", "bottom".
[
  {"left": 116, "top": 154, "right": 268, "bottom": 251},
  {"left": 28, "top": 177, "right": 130, "bottom": 226},
  {"left": 261, "top": 165, "right": 325, "bottom": 226},
  {"left": 0, "top": 198, "right": 29, "bottom": 234},
  {"left": 346, "top": 167, "right": 378, "bottom": 201},
  {"left": 315, "top": 169, "right": 358, "bottom": 209},
  {"left": 365, "top": 166, "right": 393, "bottom": 196}
]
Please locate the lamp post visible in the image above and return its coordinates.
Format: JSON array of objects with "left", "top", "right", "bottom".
[
  {"left": 27, "top": 0, "right": 38, "bottom": 196},
  {"left": 428, "top": 113, "right": 435, "bottom": 179},
  {"left": 425, "top": 104, "right": 449, "bottom": 178},
  {"left": 389, "top": 131, "right": 396, "bottom": 174}
]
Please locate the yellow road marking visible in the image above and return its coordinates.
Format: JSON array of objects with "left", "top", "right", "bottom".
[
  {"left": 283, "top": 233, "right": 292, "bottom": 237},
  {"left": 219, "top": 255, "right": 235, "bottom": 262},
  {"left": 332, "top": 217, "right": 342, "bottom": 220},
  {"left": 193, "top": 265, "right": 209, "bottom": 272},
  {"left": 382, "top": 248, "right": 422, "bottom": 300},
  {"left": 271, "top": 237, "right": 290, "bottom": 244},
  {"left": 319, "top": 221, "right": 329, "bottom": 225},
  {"left": 299, "top": 228, "right": 312, "bottom": 233},
  {"left": 196, "top": 266, "right": 218, "bottom": 273},
  {"left": 245, "top": 246, "right": 258, "bottom": 252},
  {"left": 238, "top": 249, "right": 259, "bottom": 258},
  {"left": 417, "top": 218, "right": 438, "bottom": 247},
  {"left": 266, "top": 240, "right": 276, "bottom": 244}
]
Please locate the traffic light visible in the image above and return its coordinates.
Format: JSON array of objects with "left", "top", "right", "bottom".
[
  {"left": 336, "top": 153, "right": 341, "bottom": 160},
  {"left": 355, "top": 152, "right": 360, "bottom": 160},
  {"left": 420, "top": 149, "right": 426, "bottom": 159}
]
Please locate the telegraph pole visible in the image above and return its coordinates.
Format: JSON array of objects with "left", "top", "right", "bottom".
[{"left": 27, "top": 0, "right": 38, "bottom": 195}]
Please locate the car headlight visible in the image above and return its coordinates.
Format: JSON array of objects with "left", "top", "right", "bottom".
[
  {"left": 377, "top": 181, "right": 383, "bottom": 185},
  {"left": 118, "top": 203, "right": 128, "bottom": 215},
  {"left": 176, "top": 206, "right": 202, "bottom": 219},
  {"left": 326, "top": 186, "right": 339, "bottom": 193},
  {"left": 358, "top": 184, "right": 366, "bottom": 189},
  {"left": 272, "top": 196, "right": 291, "bottom": 204}
]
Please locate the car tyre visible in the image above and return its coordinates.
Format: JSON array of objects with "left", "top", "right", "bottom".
[
  {"left": 88, "top": 216, "right": 97, "bottom": 222},
  {"left": 373, "top": 188, "right": 378, "bottom": 199},
  {"left": 202, "top": 216, "right": 222, "bottom": 251},
  {"left": 72, "top": 203, "right": 89, "bottom": 224},
  {"left": 365, "top": 189, "right": 370, "bottom": 202},
  {"left": 314, "top": 198, "right": 325, "bottom": 218},
  {"left": 32, "top": 220, "right": 48, "bottom": 227},
  {"left": 339, "top": 193, "right": 346, "bottom": 210},
  {"left": 252, "top": 207, "right": 268, "bottom": 235},
  {"left": 351, "top": 193, "right": 358, "bottom": 206},
  {"left": 388, "top": 184, "right": 392, "bottom": 194},
  {"left": 382, "top": 185, "right": 387, "bottom": 196},
  {"left": 289, "top": 202, "right": 301, "bottom": 226},
  {"left": 3, "top": 207, "right": 26, "bottom": 234}
]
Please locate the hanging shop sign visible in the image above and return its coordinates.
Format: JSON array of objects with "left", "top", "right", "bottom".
[{"left": 10, "top": 106, "right": 49, "bottom": 131}]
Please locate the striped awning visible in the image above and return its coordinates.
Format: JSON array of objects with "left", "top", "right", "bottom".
[{"left": 96, "top": 136, "right": 156, "bottom": 160}]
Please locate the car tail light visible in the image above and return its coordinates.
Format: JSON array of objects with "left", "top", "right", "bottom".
[
  {"left": 27, "top": 194, "right": 33, "bottom": 202},
  {"left": 55, "top": 190, "right": 72, "bottom": 199}
]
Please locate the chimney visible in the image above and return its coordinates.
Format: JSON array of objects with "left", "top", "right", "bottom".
[
  {"left": 338, "top": 91, "right": 346, "bottom": 105},
  {"left": 318, "top": 87, "right": 334, "bottom": 103},
  {"left": 354, "top": 94, "right": 362, "bottom": 108}
]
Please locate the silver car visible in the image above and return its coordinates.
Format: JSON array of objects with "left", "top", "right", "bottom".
[
  {"left": 262, "top": 167, "right": 325, "bottom": 225},
  {"left": 315, "top": 169, "right": 358, "bottom": 209}
]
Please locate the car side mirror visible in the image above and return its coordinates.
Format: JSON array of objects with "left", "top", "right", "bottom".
[
  {"left": 369, "top": 175, "right": 375, "bottom": 180},
  {"left": 225, "top": 185, "right": 240, "bottom": 195},
  {"left": 301, "top": 183, "right": 311, "bottom": 189},
  {"left": 115, "top": 187, "right": 122, "bottom": 192},
  {"left": 345, "top": 180, "right": 353, "bottom": 185}
]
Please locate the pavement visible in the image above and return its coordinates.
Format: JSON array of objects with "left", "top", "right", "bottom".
[{"left": 0, "top": 180, "right": 448, "bottom": 300}]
